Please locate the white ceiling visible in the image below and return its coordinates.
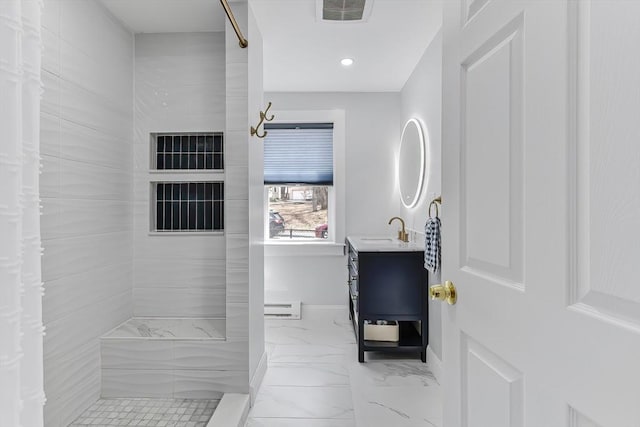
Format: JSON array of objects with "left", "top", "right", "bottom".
[
  {"left": 100, "top": 0, "right": 442, "bottom": 92},
  {"left": 100, "top": 0, "right": 226, "bottom": 33}
]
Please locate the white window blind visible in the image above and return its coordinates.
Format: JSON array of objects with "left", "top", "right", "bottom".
[{"left": 264, "top": 123, "right": 334, "bottom": 185}]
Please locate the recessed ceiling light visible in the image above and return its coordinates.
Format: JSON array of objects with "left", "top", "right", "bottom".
[{"left": 340, "top": 58, "right": 354, "bottom": 66}]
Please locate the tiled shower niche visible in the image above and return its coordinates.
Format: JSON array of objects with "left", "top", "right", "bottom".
[
  {"left": 153, "top": 182, "right": 224, "bottom": 232},
  {"left": 152, "top": 132, "right": 223, "bottom": 170}
]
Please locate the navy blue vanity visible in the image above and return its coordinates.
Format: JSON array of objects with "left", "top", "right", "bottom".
[{"left": 346, "top": 236, "right": 429, "bottom": 363}]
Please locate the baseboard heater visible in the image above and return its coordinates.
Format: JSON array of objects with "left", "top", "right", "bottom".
[{"left": 264, "top": 302, "right": 301, "bottom": 319}]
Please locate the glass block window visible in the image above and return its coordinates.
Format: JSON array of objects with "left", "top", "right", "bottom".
[
  {"left": 154, "top": 182, "right": 224, "bottom": 232},
  {"left": 154, "top": 133, "right": 223, "bottom": 170}
]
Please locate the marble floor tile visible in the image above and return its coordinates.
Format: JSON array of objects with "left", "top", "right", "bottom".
[
  {"left": 298, "top": 306, "right": 353, "bottom": 327},
  {"left": 247, "top": 418, "right": 356, "bottom": 427},
  {"left": 348, "top": 360, "right": 439, "bottom": 387},
  {"left": 269, "top": 344, "right": 355, "bottom": 365},
  {"left": 265, "top": 323, "right": 356, "bottom": 345},
  {"left": 263, "top": 363, "right": 350, "bottom": 387},
  {"left": 351, "top": 386, "right": 442, "bottom": 427},
  {"left": 266, "top": 307, "right": 352, "bottom": 331},
  {"left": 247, "top": 307, "right": 441, "bottom": 427},
  {"left": 250, "top": 386, "right": 354, "bottom": 419}
]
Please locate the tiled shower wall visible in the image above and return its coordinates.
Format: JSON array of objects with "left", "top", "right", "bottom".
[
  {"left": 247, "top": 3, "right": 266, "bottom": 386},
  {"left": 40, "top": 0, "right": 134, "bottom": 425},
  {"left": 126, "top": 28, "right": 250, "bottom": 396},
  {"left": 133, "top": 32, "right": 227, "bottom": 317},
  {"left": 40, "top": 3, "right": 257, "bottom": 423}
]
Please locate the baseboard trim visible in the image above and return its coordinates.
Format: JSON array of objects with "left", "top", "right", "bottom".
[
  {"left": 426, "top": 345, "right": 443, "bottom": 384},
  {"left": 249, "top": 351, "right": 268, "bottom": 406},
  {"left": 206, "top": 393, "right": 250, "bottom": 427},
  {"left": 302, "top": 304, "right": 348, "bottom": 310}
]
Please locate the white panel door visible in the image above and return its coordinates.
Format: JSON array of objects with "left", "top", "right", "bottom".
[{"left": 441, "top": 1, "right": 640, "bottom": 426}]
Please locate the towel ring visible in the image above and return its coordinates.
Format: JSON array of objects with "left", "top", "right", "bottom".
[{"left": 429, "top": 200, "right": 439, "bottom": 218}]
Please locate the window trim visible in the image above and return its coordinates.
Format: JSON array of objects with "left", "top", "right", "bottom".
[{"left": 263, "top": 109, "right": 346, "bottom": 256}]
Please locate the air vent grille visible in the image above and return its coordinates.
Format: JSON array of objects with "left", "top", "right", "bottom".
[{"left": 323, "top": 0, "right": 366, "bottom": 21}]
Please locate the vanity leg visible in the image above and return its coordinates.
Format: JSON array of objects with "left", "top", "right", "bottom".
[
  {"left": 358, "top": 319, "right": 365, "bottom": 363},
  {"left": 421, "top": 350, "right": 426, "bottom": 363}
]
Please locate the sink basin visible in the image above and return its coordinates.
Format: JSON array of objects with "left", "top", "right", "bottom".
[{"left": 360, "top": 238, "right": 393, "bottom": 242}]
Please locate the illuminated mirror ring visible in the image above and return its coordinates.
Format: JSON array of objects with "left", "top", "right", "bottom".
[{"left": 398, "top": 118, "right": 427, "bottom": 209}]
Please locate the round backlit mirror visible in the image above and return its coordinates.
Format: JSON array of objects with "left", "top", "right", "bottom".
[{"left": 398, "top": 118, "right": 426, "bottom": 208}]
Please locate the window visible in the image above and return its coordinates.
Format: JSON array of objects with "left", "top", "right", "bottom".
[
  {"left": 264, "top": 123, "right": 333, "bottom": 241},
  {"left": 268, "top": 185, "right": 329, "bottom": 239},
  {"left": 153, "top": 132, "right": 223, "bottom": 170},
  {"left": 149, "top": 132, "right": 224, "bottom": 234}
]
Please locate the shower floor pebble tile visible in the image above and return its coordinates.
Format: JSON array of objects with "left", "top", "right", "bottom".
[{"left": 69, "top": 398, "right": 218, "bottom": 427}]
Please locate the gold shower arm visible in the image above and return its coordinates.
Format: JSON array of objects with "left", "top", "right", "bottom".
[{"left": 220, "top": 0, "right": 248, "bottom": 48}]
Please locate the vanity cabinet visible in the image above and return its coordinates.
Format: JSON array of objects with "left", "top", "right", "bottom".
[{"left": 346, "top": 236, "right": 428, "bottom": 363}]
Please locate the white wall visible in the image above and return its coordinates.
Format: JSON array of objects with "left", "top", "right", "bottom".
[
  {"left": 40, "top": 1, "right": 134, "bottom": 425},
  {"left": 133, "top": 32, "right": 227, "bottom": 317},
  {"left": 399, "top": 31, "right": 443, "bottom": 361},
  {"left": 263, "top": 92, "right": 401, "bottom": 305}
]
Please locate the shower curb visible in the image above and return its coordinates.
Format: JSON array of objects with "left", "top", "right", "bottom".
[{"left": 207, "top": 393, "right": 250, "bottom": 427}]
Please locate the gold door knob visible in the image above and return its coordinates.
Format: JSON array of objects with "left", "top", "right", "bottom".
[{"left": 429, "top": 281, "right": 457, "bottom": 305}]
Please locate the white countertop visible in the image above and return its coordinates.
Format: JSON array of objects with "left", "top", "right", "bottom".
[{"left": 347, "top": 235, "right": 425, "bottom": 253}]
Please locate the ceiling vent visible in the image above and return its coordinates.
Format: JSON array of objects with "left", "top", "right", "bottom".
[{"left": 318, "top": 0, "right": 373, "bottom": 22}]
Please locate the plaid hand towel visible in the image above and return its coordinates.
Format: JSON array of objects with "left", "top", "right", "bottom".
[{"left": 424, "top": 216, "right": 441, "bottom": 273}]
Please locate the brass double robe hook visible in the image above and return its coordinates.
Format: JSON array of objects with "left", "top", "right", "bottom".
[{"left": 251, "top": 102, "right": 275, "bottom": 139}]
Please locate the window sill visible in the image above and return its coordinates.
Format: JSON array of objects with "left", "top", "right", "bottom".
[{"left": 264, "top": 241, "right": 345, "bottom": 257}]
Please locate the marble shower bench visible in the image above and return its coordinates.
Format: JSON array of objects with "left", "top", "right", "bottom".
[{"left": 100, "top": 317, "right": 246, "bottom": 400}]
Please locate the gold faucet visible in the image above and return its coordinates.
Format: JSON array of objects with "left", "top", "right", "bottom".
[{"left": 388, "top": 217, "right": 409, "bottom": 242}]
